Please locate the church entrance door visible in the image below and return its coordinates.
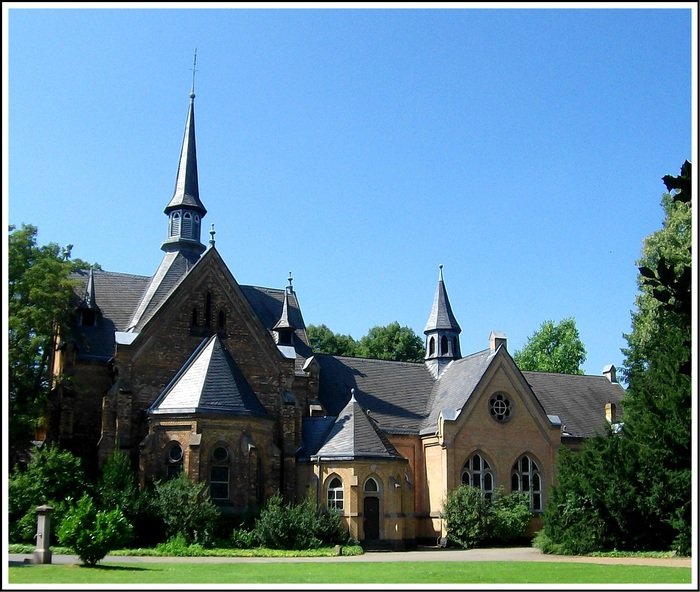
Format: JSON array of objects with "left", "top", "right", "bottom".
[{"left": 363, "top": 496, "right": 380, "bottom": 540}]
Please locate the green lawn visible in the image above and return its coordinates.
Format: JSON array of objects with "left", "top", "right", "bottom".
[{"left": 8, "top": 560, "right": 691, "bottom": 585}]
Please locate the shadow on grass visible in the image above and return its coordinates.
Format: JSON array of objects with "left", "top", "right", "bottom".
[{"left": 8, "top": 561, "right": 147, "bottom": 572}]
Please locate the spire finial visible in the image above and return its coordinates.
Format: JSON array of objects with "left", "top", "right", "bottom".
[
  {"left": 350, "top": 388, "right": 356, "bottom": 402},
  {"left": 209, "top": 223, "right": 216, "bottom": 247},
  {"left": 438, "top": 264, "right": 444, "bottom": 281},
  {"left": 287, "top": 271, "right": 294, "bottom": 293},
  {"left": 190, "top": 48, "right": 198, "bottom": 98}
]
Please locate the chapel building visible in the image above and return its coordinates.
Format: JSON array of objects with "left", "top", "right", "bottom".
[{"left": 47, "top": 86, "right": 625, "bottom": 546}]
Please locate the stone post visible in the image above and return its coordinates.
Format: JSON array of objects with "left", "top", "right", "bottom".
[{"left": 33, "top": 505, "right": 53, "bottom": 564}]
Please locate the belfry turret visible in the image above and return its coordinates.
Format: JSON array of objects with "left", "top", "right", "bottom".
[{"left": 424, "top": 265, "right": 462, "bottom": 378}]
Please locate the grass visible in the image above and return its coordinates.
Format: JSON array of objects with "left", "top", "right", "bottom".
[{"left": 7, "top": 560, "right": 691, "bottom": 585}]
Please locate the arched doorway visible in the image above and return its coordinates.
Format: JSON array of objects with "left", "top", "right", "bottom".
[{"left": 363, "top": 477, "right": 381, "bottom": 541}]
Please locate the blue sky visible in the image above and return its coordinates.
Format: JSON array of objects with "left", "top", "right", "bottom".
[{"left": 4, "top": 3, "right": 695, "bottom": 378}]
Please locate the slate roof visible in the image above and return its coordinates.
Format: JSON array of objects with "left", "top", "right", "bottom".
[
  {"left": 150, "top": 334, "right": 268, "bottom": 416},
  {"left": 128, "top": 251, "right": 196, "bottom": 330},
  {"left": 69, "top": 269, "right": 150, "bottom": 360},
  {"left": 306, "top": 392, "right": 404, "bottom": 461},
  {"left": 419, "top": 348, "right": 495, "bottom": 435},
  {"left": 524, "top": 371, "right": 625, "bottom": 438},
  {"left": 314, "top": 355, "right": 435, "bottom": 435},
  {"left": 69, "top": 259, "right": 311, "bottom": 362}
]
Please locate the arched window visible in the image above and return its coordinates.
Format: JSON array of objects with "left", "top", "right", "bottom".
[
  {"left": 461, "top": 453, "right": 494, "bottom": 500},
  {"left": 511, "top": 455, "right": 542, "bottom": 512},
  {"left": 327, "top": 477, "right": 344, "bottom": 511},
  {"left": 428, "top": 337, "right": 435, "bottom": 356},
  {"left": 210, "top": 446, "right": 230, "bottom": 500},
  {"left": 218, "top": 310, "right": 226, "bottom": 332},
  {"left": 170, "top": 212, "right": 181, "bottom": 237},
  {"left": 440, "top": 335, "right": 449, "bottom": 356},
  {"left": 167, "top": 442, "right": 183, "bottom": 479},
  {"left": 182, "top": 212, "right": 193, "bottom": 238},
  {"left": 191, "top": 307, "right": 198, "bottom": 327},
  {"left": 364, "top": 477, "right": 379, "bottom": 493},
  {"left": 194, "top": 214, "right": 200, "bottom": 238}
]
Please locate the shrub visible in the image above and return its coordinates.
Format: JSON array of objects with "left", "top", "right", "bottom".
[
  {"left": 488, "top": 489, "right": 531, "bottom": 544},
  {"left": 230, "top": 528, "right": 257, "bottom": 549},
  {"left": 8, "top": 444, "right": 89, "bottom": 544},
  {"left": 443, "top": 485, "right": 532, "bottom": 549},
  {"left": 252, "top": 492, "right": 350, "bottom": 550},
  {"left": 97, "top": 450, "right": 138, "bottom": 520},
  {"left": 442, "top": 485, "right": 491, "bottom": 548},
  {"left": 57, "top": 494, "right": 133, "bottom": 566},
  {"left": 149, "top": 474, "right": 220, "bottom": 547},
  {"left": 254, "top": 493, "right": 321, "bottom": 550},
  {"left": 155, "top": 533, "right": 206, "bottom": 557}
]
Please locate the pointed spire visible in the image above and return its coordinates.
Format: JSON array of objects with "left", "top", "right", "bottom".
[
  {"left": 81, "top": 268, "right": 100, "bottom": 311},
  {"left": 273, "top": 284, "right": 296, "bottom": 331},
  {"left": 424, "top": 265, "right": 461, "bottom": 334},
  {"left": 165, "top": 88, "right": 206, "bottom": 215},
  {"left": 423, "top": 265, "right": 462, "bottom": 377}
]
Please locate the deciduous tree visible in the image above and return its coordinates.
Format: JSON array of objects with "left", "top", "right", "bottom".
[{"left": 513, "top": 318, "right": 586, "bottom": 375}]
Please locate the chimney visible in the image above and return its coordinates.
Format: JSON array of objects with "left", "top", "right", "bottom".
[
  {"left": 490, "top": 331, "right": 507, "bottom": 352},
  {"left": 602, "top": 364, "right": 617, "bottom": 383}
]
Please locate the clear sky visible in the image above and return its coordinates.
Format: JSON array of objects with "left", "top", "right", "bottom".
[{"left": 4, "top": 3, "right": 695, "bottom": 379}]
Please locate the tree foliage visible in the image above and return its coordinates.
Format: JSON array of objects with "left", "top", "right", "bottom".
[
  {"left": 513, "top": 318, "right": 587, "bottom": 375},
  {"left": 8, "top": 444, "right": 89, "bottom": 543},
  {"left": 307, "top": 322, "right": 426, "bottom": 362},
  {"left": 8, "top": 225, "right": 78, "bottom": 461},
  {"left": 355, "top": 322, "right": 425, "bottom": 362},
  {"left": 306, "top": 324, "right": 358, "bottom": 356},
  {"left": 541, "top": 161, "right": 692, "bottom": 556},
  {"left": 149, "top": 474, "right": 221, "bottom": 546},
  {"left": 57, "top": 493, "right": 133, "bottom": 566}
]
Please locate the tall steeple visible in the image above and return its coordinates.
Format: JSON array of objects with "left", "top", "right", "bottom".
[
  {"left": 160, "top": 52, "right": 207, "bottom": 261},
  {"left": 424, "top": 265, "right": 461, "bottom": 378},
  {"left": 127, "top": 62, "right": 208, "bottom": 332}
]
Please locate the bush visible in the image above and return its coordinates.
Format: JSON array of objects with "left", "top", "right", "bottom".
[
  {"left": 230, "top": 528, "right": 257, "bottom": 549},
  {"left": 489, "top": 490, "right": 531, "bottom": 544},
  {"left": 252, "top": 492, "right": 350, "bottom": 550},
  {"left": 443, "top": 485, "right": 532, "bottom": 549},
  {"left": 149, "top": 474, "right": 220, "bottom": 547},
  {"left": 57, "top": 494, "right": 133, "bottom": 566},
  {"left": 8, "top": 444, "right": 89, "bottom": 544},
  {"left": 97, "top": 450, "right": 138, "bottom": 520},
  {"left": 155, "top": 533, "right": 206, "bottom": 557},
  {"left": 443, "top": 485, "right": 491, "bottom": 548}
]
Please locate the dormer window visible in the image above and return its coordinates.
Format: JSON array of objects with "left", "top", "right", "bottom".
[{"left": 278, "top": 331, "right": 293, "bottom": 346}]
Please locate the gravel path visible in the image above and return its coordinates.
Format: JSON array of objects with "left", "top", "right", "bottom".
[{"left": 8, "top": 547, "right": 692, "bottom": 568}]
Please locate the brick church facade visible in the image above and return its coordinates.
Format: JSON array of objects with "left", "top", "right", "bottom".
[{"left": 47, "top": 86, "right": 625, "bottom": 546}]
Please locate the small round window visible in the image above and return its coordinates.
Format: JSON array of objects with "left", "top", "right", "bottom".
[
  {"left": 489, "top": 392, "right": 512, "bottom": 422},
  {"left": 168, "top": 442, "right": 183, "bottom": 463},
  {"left": 212, "top": 446, "right": 228, "bottom": 463}
]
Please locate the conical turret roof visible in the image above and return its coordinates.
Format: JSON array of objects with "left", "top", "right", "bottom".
[{"left": 424, "top": 265, "right": 461, "bottom": 334}]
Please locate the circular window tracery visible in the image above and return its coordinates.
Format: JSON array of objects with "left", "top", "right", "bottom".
[
  {"left": 489, "top": 392, "right": 512, "bottom": 422},
  {"left": 168, "top": 442, "right": 183, "bottom": 463},
  {"left": 212, "top": 446, "right": 228, "bottom": 463}
]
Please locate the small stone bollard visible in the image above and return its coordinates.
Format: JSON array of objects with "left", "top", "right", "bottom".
[{"left": 33, "top": 505, "right": 53, "bottom": 564}]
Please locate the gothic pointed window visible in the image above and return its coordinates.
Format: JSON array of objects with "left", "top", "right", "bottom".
[
  {"left": 440, "top": 335, "right": 449, "bottom": 356},
  {"left": 205, "top": 292, "right": 212, "bottom": 328},
  {"left": 461, "top": 453, "right": 495, "bottom": 501},
  {"left": 327, "top": 476, "right": 344, "bottom": 511},
  {"left": 218, "top": 310, "right": 226, "bottom": 332},
  {"left": 511, "top": 454, "right": 543, "bottom": 512},
  {"left": 191, "top": 307, "right": 198, "bottom": 327},
  {"left": 429, "top": 337, "right": 435, "bottom": 357}
]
